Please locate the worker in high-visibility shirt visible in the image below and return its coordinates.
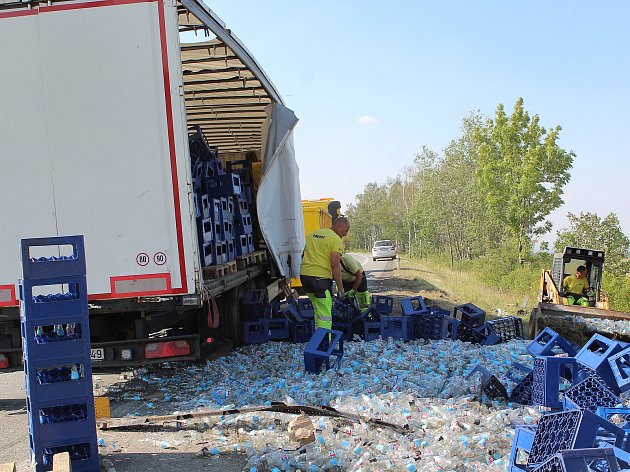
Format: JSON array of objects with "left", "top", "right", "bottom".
[
  {"left": 340, "top": 253, "right": 370, "bottom": 309},
  {"left": 300, "top": 217, "right": 350, "bottom": 330},
  {"left": 563, "top": 265, "right": 591, "bottom": 307}
]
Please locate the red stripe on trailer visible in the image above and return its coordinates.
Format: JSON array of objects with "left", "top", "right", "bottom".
[
  {"left": 110, "top": 273, "right": 172, "bottom": 298},
  {"left": 0, "top": 285, "right": 17, "bottom": 307},
  {"left": 1, "top": 0, "right": 190, "bottom": 295},
  {"left": 40, "top": 0, "right": 154, "bottom": 13},
  {"left": 156, "top": 0, "right": 188, "bottom": 294}
]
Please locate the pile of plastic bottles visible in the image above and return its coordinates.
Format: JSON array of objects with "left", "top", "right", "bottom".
[{"left": 108, "top": 338, "right": 554, "bottom": 470}]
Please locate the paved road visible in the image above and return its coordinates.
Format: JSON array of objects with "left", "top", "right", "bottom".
[{"left": 348, "top": 252, "right": 397, "bottom": 294}]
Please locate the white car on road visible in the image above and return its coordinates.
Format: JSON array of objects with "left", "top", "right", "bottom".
[{"left": 372, "top": 240, "right": 397, "bottom": 261}]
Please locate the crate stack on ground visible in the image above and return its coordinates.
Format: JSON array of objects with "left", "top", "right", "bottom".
[
  {"left": 497, "top": 327, "right": 630, "bottom": 470},
  {"left": 20, "top": 236, "right": 98, "bottom": 472}
]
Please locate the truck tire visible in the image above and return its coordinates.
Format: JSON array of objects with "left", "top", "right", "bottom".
[{"left": 218, "top": 285, "right": 245, "bottom": 346}]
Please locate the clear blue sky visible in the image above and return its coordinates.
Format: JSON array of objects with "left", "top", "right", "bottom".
[{"left": 206, "top": 1, "right": 630, "bottom": 242}]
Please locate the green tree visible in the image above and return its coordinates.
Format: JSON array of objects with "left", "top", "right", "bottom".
[
  {"left": 474, "top": 98, "right": 574, "bottom": 262},
  {"left": 555, "top": 212, "right": 630, "bottom": 276}
]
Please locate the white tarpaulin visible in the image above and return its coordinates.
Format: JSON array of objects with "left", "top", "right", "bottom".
[{"left": 258, "top": 103, "right": 304, "bottom": 279}]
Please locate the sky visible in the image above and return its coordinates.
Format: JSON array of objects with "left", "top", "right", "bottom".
[{"left": 203, "top": 1, "right": 630, "bottom": 243}]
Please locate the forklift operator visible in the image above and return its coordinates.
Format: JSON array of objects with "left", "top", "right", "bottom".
[{"left": 563, "top": 265, "right": 591, "bottom": 307}]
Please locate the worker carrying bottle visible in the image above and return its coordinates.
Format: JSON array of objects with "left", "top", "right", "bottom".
[{"left": 340, "top": 253, "right": 371, "bottom": 310}]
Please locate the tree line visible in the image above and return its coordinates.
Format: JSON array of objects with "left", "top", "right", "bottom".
[{"left": 346, "top": 98, "right": 630, "bottom": 310}]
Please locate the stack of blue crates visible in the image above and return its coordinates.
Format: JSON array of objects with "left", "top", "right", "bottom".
[
  {"left": 20, "top": 236, "right": 98, "bottom": 472},
  {"left": 189, "top": 128, "right": 254, "bottom": 267}
]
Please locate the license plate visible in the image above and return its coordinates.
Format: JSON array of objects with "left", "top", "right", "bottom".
[{"left": 90, "top": 348, "right": 105, "bottom": 361}]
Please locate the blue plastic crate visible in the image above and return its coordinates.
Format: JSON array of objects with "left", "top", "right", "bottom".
[
  {"left": 203, "top": 173, "right": 240, "bottom": 197},
  {"left": 608, "top": 347, "right": 630, "bottom": 393},
  {"left": 332, "top": 320, "right": 355, "bottom": 342},
  {"left": 242, "top": 319, "right": 270, "bottom": 345},
  {"left": 531, "top": 447, "right": 620, "bottom": 472},
  {"left": 234, "top": 213, "right": 253, "bottom": 235},
  {"left": 19, "top": 278, "right": 89, "bottom": 320},
  {"left": 527, "top": 327, "right": 578, "bottom": 357},
  {"left": 240, "top": 184, "right": 253, "bottom": 204},
  {"left": 280, "top": 300, "right": 304, "bottom": 324},
  {"left": 413, "top": 313, "right": 453, "bottom": 340},
  {"left": 297, "top": 298, "right": 315, "bottom": 320},
  {"left": 235, "top": 234, "right": 251, "bottom": 256},
  {"left": 21, "top": 320, "right": 88, "bottom": 362},
  {"left": 199, "top": 242, "right": 215, "bottom": 267},
  {"left": 30, "top": 434, "right": 99, "bottom": 472},
  {"left": 455, "top": 321, "right": 486, "bottom": 344},
  {"left": 204, "top": 173, "right": 241, "bottom": 197},
  {"left": 468, "top": 365, "right": 508, "bottom": 400},
  {"left": 453, "top": 303, "right": 485, "bottom": 327},
  {"left": 235, "top": 196, "right": 250, "bottom": 215},
  {"left": 241, "top": 290, "right": 266, "bottom": 320},
  {"left": 576, "top": 334, "right": 626, "bottom": 392},
  {"left": 400, "top": 296, "right": 428, "bottom": 316},
  {"left": 509, "top": 426, "right": 536, "bottom": 472},
  {"left": 208, "top": 197, "right": 222, "bottom": 220},
  {"left": 428, "top": 306, "right": 450, "bottom": 316},
  {"left": 196, "top": 216, "right": 214, "bottom": 244},
  {"left": 289, "top": 319, "right": 314, "bottom": 343},
  {"left": 483, "top": 317, "right": 524, "bottom": 343},
  {"left": 527, "top": 409, "right": 625, "bottom": 466},
  {"left": 371, "top": 295, "right": 393, "bottom": 316},
  {"left": 221, "top": 220, "right": 235, "bottom": 241},
  {"left": 532, "top": 356, "right": 577, "bottom": 409},
  {"left": 28, "top": 397, "right": 96, "bottom": 443},
  {"left": 225, "top": 239, "right": 236, "bottom": 262},
  {"left": 303, "top": 328, "right": 344, "bottom": 373},
  {"left": 472, "top": 322, "right": 501, "bottom": 346},
  {"left": 563, "top": 375, "right": 622, "bottom": 412},
  {"left": 380, "top": 315, "right": 413, "bottom": 341},
  {"left": 199, "top": 193, "right": 211, "bottom": 219},
  {"left": 246, "top": 233, "right": 255, "bottom": 253},
  {"left": 510, "top": 371, "right": 534, "bottom": 405},
  {"left": 269, "top": 318, "right": 289, "bottom": 340},
  {"left": 363, "top": 320, "right": 383, "bottom": 341},
  {"left": 21, "top": 236, "right": 86, "bottom": 279}
]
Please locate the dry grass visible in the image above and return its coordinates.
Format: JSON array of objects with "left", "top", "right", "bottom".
[{"left": 395, "top": 256, "right": 532, "bottom": 321}]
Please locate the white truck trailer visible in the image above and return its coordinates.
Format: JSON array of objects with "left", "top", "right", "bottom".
[{"left": 0, "top": 0, "right": 304, "bottom": 368}]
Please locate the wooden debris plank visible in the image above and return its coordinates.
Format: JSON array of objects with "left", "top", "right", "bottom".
[{"left": 0, "top": 463, "right": 16, "bottom": 472}]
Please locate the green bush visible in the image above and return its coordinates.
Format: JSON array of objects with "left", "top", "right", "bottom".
[{"left": 602, "top": 274, "right": 630, "bottom": 312}]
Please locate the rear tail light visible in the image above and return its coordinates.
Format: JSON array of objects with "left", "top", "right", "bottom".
[
  {"left": 0, "top": 354, "right": 9, "bottom": 369},
  {"left": 145, "top": 340, "right": 190, "bottom": 359}
]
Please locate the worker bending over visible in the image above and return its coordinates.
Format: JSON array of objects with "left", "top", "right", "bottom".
[
  {"left": 300, "top": 218, "right": 350, "bottom": 329},
  {"left": 340, "top": 253, "right": 370, "bottom": 309},
  {"left": 563, "top": 265, "right": 591, "bottom": 307}
]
